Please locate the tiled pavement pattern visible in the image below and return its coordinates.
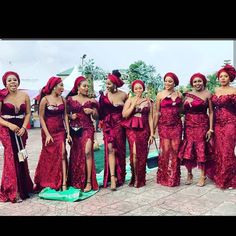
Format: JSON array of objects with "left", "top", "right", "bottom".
[{"left": 0, "top": 129, "right": 236, "bottom": 216}]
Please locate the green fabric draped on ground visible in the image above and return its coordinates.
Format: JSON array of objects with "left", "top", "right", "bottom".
[{"left": 38, "top": 143, "right": 158, "bottom": 202}]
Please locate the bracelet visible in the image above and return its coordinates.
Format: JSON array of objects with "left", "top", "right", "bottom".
[
  {"left": 209, "top": 129, "right": 214, "bottom": 133},
  {"left": 22, "top": 126, "right": 26, "bottom": 130}
]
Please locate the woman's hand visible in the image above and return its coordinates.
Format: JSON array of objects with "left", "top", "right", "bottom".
[
  {"left": 148, "top": 135, "right": 154, "bottom": 146},
  {"left": 206, "top": 129, "right": 213, "bottom": 142},
  {"left": 45, "top": 134, "right": 54, "bottom": 146},
  {"left": 83, "top": 108, "right": 94, "bottom": 115},
  {"left": 16, "top": 127, "right": 26, "bottom": 136},
  {"left": 8, "top": 123, "right": 20, "bottom": 133},
  {"left": 67, "top": 134, "right": 72, "bottom": 144},
  {"left": 71, "top": 113, "right": 77, "bottom": 120}
]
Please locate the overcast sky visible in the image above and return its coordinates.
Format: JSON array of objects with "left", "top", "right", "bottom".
[{"left": 0, "top": 39, "right": 234, "bottom": 89}]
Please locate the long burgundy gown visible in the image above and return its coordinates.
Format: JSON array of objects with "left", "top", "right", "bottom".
[
  {"left": 157, "top": 96, "right": 182, "bottom": 187},
  {"left": 99, "top": 92, "right": 126, "bottom": 188},
  {"left": 0, "top": 102, "right": 33, "bottom": 202},
  {"left": 34, "top": 103, "right": 67, "bottom": 191},
  {"left": 178, "top": 93, "right": 213, "bottom": 171},
  {"left": 67, "top": 97, "right": 98, "bottom": 191},
  {"left": 207, "top": 94, "right": 236, "bottom": 189},
  {"left": 122, "top": 100, "right": 151, "bottom": 188}
]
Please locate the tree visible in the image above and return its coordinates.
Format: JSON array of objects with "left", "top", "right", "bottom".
[{"left": 126, "top": 60, "right": 164, "bottom": 101}]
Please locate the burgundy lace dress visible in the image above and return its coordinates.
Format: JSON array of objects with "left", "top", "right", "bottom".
[
  {"left": 122, "top": 101, "right": 151, "bottom": 188},
  {"left": 178, "top": 93, "right": 213, "bottom": 170},
  {"left": 207, "top": 94, "right": 236, "bottom": 189},
  {"left": 157, "top": 96, "right": 182, "bottom": 187},
  {"left": 34, "top": 103, "right": 67, "bottom": 191},
  {"left": 66, "top": 97, "right": 98, "bottom": 191},
  {"left": 0, "top": 102, "right": 33, "bottom": 202},
  {"left": 99, "top": 92, "right": 126, "bottom": 188}
]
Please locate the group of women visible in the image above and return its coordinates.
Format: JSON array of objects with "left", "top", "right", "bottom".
[{"left": 0, "top": 64, "right": 235, "bottom": 203}]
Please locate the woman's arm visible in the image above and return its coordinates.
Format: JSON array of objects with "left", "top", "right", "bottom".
[
  {"left": 206, "top": 94, "right": 214, "bottom": 142},
  {"left": 153, "top": 93, "right": 161, "bottom": 132},
  {"left": 63, "top": 98, "right": 72, "bottom": 143},
  {"left": 17, "top": 94, "right": 31, "bottom": 136},
  {"left": 148, "top": 101, "right": 154, "bottom": 145},
  {"left": 39, "top": 97, "right": 54, "bottom": 146},
  {"left": 122, "top": 97, "right": 137, "bottom": 118}
]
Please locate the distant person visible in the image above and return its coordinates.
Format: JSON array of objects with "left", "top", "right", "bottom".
[
  {"left": 122, "top": 79, "right": 154, "bottom": 188},
  {"left": 99, "top": 70, "right": 128, "bottom": 190},
  {"left": 178, "top": 73, "right": 213, "bottom": 187},
  {"left": 207, "top": 64, "right": 236, "bottom": 189},
  {"left": 66, "top": 76, "right": 99, "bottom": 192},
  {"left": 34, "top": 77, "right": 71, "bottom": 192},
  {"left": 0, "top": 71, "right": 33, "bottom": 203},
  {"left": 154, "top": 73, "right": 182, "bottom": 187}
]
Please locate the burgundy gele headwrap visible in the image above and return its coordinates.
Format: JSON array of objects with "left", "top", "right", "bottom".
[
  {"left": 0, "top": 88, "right": 9, "bottom": 102},
  {"left": 131, "top": 79, "right": 145, "bottom": 92},
  {"left": 190, "top": 73, "right": 207, "bottom": 86},
  {"left": 217, "top": 64, "right": 236, "bottom": 82},
  {"left": 42, "top": 76, "right": 62, "bottom": 95},
  {"left": 70, "top": 76, "right": 86, "bottom": 95},
  {"left": 2, "top": 71, "right": 20, "bottom": 87},
  {"left": 164, "top": 72, "right": 179, "bottom": 86},
  {"left": 107, "top": 73, "right": 124, "bottom": 88}
]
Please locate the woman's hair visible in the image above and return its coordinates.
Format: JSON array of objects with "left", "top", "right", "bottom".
[{"left": 112, "top": 70, "right": 121, "bottom": 78}]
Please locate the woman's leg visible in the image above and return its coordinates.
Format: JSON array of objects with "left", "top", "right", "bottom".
[
  {"left": 108, "top": 143, "right": 117, "bottom": 190},
  {"left": 84, "top": 139, "right": 93, "bottom": 192},
  {"left": 61, "top": 142, "right": 67, "bottom": 191}
]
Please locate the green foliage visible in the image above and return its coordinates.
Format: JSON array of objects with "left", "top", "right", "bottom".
[
  {"left": 126, "top": 60, "right": 164, "bottom": 101},
  {"left": 206, "top": 72, "right": 220, "bottom": 93},
  {"left": 178, "top": 84, "right": 192, "bottom": 94}
]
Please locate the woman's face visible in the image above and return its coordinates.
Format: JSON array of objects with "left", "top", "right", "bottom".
[
  {"left": 219, "top": 71, "right": 230, "bottom": 86},
  {"left": 192, "top": 77, "right": 204, "bottom": 91},
  {"left": 164, "top": 76, "right": 175, "bottom": 90},
  {"left": 78, "top": 80, "right": 89, "bottom": 96},
  {"left": 133, "top": 83, "right": 144, "bottom": 97},
  {"left": 6, "top": 75, "right": 19, "bottom": 92},
  {"left": 54, "top": 82, "right": 64, "bottom": 95},
  {"left": 106, "top": 79, "right": 115, "bottom": 92}
]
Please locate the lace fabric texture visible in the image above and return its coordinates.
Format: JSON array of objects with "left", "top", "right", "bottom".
[
  {"left": 66, "top": 97, "right": 98, "bottom": 191},
  {"left": 0, "top": 102, "right": 33, "bottom": 202}
]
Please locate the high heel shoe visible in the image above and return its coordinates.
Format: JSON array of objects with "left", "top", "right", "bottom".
[
  {"left": 84, "top": 182, "right": 92, "bottom": 192},
  {"left": 196, "top": 176, "right": 207, "bottom": 187},
  {"left": 110, "top": 175, "right": 117, "bottom": 191},
  {"left": 185, "top": 173, "right": 193, "bottom": 185},
  {"left": 61, "top": 184, "right": 67, "bottom": 191}
]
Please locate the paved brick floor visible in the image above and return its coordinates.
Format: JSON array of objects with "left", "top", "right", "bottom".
[{"left": 0, "top": 128, "right": 236, "bottom": 216}]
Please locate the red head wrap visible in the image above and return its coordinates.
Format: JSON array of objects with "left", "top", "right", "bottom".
[
  {"left": 2, "top": 71, "right": 20, "bottom": 87},
  {"left": 131, "top": 79, "right": 145, "bottom": 92},
  {"left": 190, "top": 73, "right": 207, "bottom": 87},
  {"left": 107, "top": 73, "right": 124, "bottom": 88},
  {"left": 164, "top": 72, "right": 179, "bottom": 86},
  {"left": 42, "top": 76, "right": 62, "bottom": 95},
  {"left": 70, "top": 76, "right": 86, "bottom": 95},
  {"left": 0, "top": 71, "right": 20, "bottom": 102},
  {"left": 217, "top": 64, "right": 236, "bottom": 82}
]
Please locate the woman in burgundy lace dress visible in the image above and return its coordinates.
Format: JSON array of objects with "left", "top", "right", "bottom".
[
  {"left": 122, "top": 80, "right": 154, "bottom": 188},
  {"left": 0, "top": 71, "right": 33, "bottom": 203},
  {"left": 154, "top": 73, "right": 182, "bottom": 187},
  {"left": 178, "top": 73, "right": 213, "bottom": 187},
  {"left": 66, "top": 76, "right": 98, "bottom": 192},
  {"left": 34, "top": 77, "right": 71, "bottom": 192},
  {"left": 99, "top": 70, "right": 127, "bottom": 191},
  {"left": 208, "top": 64, "right": 236, "bottom": 189}
]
